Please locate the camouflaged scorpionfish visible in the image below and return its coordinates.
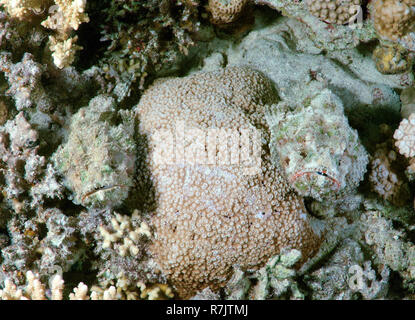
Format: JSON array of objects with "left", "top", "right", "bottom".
[{"left": 266, "top": 88, "right": 369, "bottom": 202}]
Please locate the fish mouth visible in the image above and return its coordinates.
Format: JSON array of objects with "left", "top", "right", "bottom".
[
  {"left": 81, "top": 184, "right": 127, "bottom": 203},
  {"left": 289, "top": 168, "right": 341, "bottom": 192}
]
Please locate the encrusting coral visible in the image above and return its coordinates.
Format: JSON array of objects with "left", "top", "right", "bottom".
[{"left": 135, "top": 66, "right": 323, "bottom": 298}]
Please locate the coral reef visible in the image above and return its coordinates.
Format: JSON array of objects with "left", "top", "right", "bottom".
[
  {"left": 0, "top": 270, "right": 172, "bottom": 300},
  {"left": 0, "top": 53, "right": 52, "bottom": 112},
  {"left": 224, "top": 16, "right": 406, "bottom": 117},
  {"left": 93, "top": 0, "right": 200, "bottom": 88},
  {"left": 360, "top": 207, "right": 415, "bottom": 291},
  {"left": 135, "top": 66, "right": 323, "bottom": 298},
  {"left": 0, "top": 0, "right": 415, "bottom": 301},
  {"left": 305, "top": 239, "right": 390, "bottom": 300}
]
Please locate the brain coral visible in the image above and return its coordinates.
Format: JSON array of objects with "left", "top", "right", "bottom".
[{"left": 135, "top": 66, "right": 323, "bottom": 298}]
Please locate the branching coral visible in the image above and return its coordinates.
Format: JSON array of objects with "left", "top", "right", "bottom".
[
  {"left": 135, "top": 66, "right": 323, "bottom": 298},
  {"left": 76, "top": 208, "right": 163, "bottom": 296},
  {"left": 0, "top": 271, "right": 140, "bottom": 300},
  {"left": 95, "top": 0, "right": 200, "bottom": 88},
  {"left": 304, "top": 239, "right": 390, "bottom": 300},
  {"left": 0, "top": 112, "right": 62, "bottom": 212},
  {"left": 0, "top": 0, "right": 49, "bottom": 20},
  {"left": 360, "top": 209, "right": 415, "bottom": 290},
  {"left": 0, "top": 0, "right": 89, "bottom": 68},
  {"left": 41, "top": 0, "right": 89, "bottom": 68},
  {"left": 250, "top": 249, "right": 305, "bottom": 299},
  {"left": 99, "top": 210, "right": 151, "bottom": 257},
  {"left": 0, "top": 52, "right": 52, "bottom": 112},
  {"left": 37, "top": 209, "right": 80, "bottom": 275},
  {"left": 393, "top": 113, "right": 415, "bottom": 190}
]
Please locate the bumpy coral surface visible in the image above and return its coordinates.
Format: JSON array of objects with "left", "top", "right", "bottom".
[
  {"left": 369, "top": 140, "right": 411, "bottom": 206},
  {"left": 306, "top": 0, "right": 362, "bottom": 25},
  {"left": 394, "top": 113, "right": 415, "bottom": 158},
  {"left": 372, "top": 0, "right": 415, "bottom": 41},
  {"left": 208, "top": 0, "right": 249, "bottom": 24},
  {"left": 135, "top": 66, "right": 322, "bottom": 297}
]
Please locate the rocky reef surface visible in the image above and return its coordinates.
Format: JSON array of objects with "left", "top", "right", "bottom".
[{"left": 0, "top": 0, "right": 415, "bottom": 300}]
